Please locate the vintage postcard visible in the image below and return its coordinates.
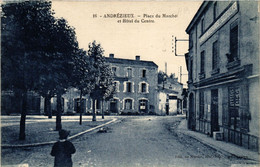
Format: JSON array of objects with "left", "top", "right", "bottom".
[{"left": 1, "top": 0, "right": 259, "bottom": 167}]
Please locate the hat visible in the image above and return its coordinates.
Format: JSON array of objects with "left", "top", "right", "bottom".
[{"left": 59, "top": 129, "right": 70, "bottom": 139}]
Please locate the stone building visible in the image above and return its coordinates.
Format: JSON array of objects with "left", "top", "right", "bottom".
[
  {"left": 158, "top": 78, "right": 183, "bottom": 115},
  {"left": 103, "top": 54, "right": 158, "bottom": 115},
  {"left": 185, "top": 1, "right": 259, "bottom": 151},
  {"left": 1, "top": 91, "right": 44, "bottom": 115}
]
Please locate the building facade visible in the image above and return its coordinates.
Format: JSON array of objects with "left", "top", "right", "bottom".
[
  {"left": 185, "top": 1, "right": 259, "bottom": 151},
  {"left": 1, "top": 91, "right": 44, "bottom": 115},
  {"left": 158, "top": 78, "right": 183, "bottom": 115},
  {"left": 104, "top": 54, "right": 158, "bottom": 115}
]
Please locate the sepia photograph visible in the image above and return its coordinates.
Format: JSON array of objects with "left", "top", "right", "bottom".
[{"left": 1, "top": 0, "right": 259, "bottom": 167}]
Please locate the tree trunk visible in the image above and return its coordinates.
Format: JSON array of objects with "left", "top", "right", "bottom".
[
  {"left": 56, "top": 91, "right": 62, "bottom": 131},
  {"left": 79, "top": 90, "right": 83, "bottom": 125},
  {"left": 44, "top": 95, "right": 52, "bottom": 119},
  {"left": 92, "top": 99, "right": 96, "bottom": 121},
  {"left": 101, "top": 99, "right": 104, "bottom": 119},
  {"left": 19, "top": 90, "right": 27, "bottom": 140}
]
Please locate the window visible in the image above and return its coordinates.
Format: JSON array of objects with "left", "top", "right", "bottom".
[
  {"left": 212, "top": 40, "right": 219, "bottom": 70},
  {"left": 142, "top": 69, "right": 146, "bottom": 78},
  {"left": 213, "top": 2, "right": 217, "bottom": 20},
  {"left": 112, "top": 67, "right": 117, "bottom": 76},
  {"left": 114, "top": 82, "right": 119, "bottom": 92},
  {"left": 200, "top": 51, "right": 205, "bottom": 73},
  {"left": 141, "top": 83, "right": 146, "bottom": 93},
  {"left": 126, "top": 82, "right": 132, "bottom": 92},
  {"left": 201, "top": 18, "right": 204, "bottom": 34},
  {"left": 199, "top": 91, "right": 204, "bottom": 119},
  {"left": 125, "top": 99, "right": 132, "bottom": 110},
  {"left": 229, "top": 23, "right": 238, "bottom": 62},
  {"left": 126, "top": 68, "right": 132, "bottom": 78}
]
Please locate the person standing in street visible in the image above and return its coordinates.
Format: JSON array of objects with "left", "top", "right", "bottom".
[{"left": 51, "top": 129, "right": 76, "bottom": 167}]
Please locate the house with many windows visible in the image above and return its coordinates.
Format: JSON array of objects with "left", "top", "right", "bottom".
[
  {"left": 103, "top": 54, "right": 158, "bottom": 115},
  {"left": 185, "top": 1, "right": 259, "bottom": 151}
]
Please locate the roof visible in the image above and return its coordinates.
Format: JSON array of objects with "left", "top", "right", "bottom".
[
  {"left": 186, "top": 1, "right": 210, "bottom": 33},
  {"left": 158, "top": 86, "right": 179, "bottom": 94},
  {"left": 105, "top": 57, "right": 158, "bottom": 68}
]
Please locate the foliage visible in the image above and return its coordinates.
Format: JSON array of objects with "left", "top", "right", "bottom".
[
  {"left": 1, "top": 0, "right": 80, "bottom": 135},
  {"left": 72, "top": 49, "right": 96, "bottom": 95},
  {"left": 158, "top": 71, "right": 178, "bottom": 84},
  {"left": 87, "top": 41, "right": 115, "bottom": 121},
  {"left": 158, "top": 71, "right": 167, "bottom": 84},
  {"left": 88, "top": 41, "right": 114, "bottom": 101},
  {"left": 1, "top": 1, "right": 54, "bottom": 92}
]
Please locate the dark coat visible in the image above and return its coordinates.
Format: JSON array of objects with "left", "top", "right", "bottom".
[{"left": 51, "top": 140, "right": 76, "bottom": 167}]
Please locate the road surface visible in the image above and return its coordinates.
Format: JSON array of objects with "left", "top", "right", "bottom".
[{"left": 1, "top": 116, "right": 258, "bottom": 167}]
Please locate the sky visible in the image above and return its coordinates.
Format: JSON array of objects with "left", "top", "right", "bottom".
[{"left": 51, "top": 1, "right": 202, "bottom": 86}]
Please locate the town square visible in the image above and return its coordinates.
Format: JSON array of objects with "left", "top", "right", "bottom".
[{"left": 1, "top": 1, "right": 259, "bottom": 167}]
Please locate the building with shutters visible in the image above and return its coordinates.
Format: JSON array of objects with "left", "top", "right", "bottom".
[
  {"left": 102, "top": 54, "right": 158, "bottom": 115},
  {"left": 185, "top": 1, "right": 259, "bottom": 151}
]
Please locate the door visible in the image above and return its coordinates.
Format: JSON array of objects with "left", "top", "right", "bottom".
[
  {"left": 110, "top": 99, "right": 118, "bottom": 113},
  {"left": 139, "top": 100, "right": 148, "bottom": 113},
  {"left": 188, "top": 93, "right": 195, "bottom": 130},
  {"left": 211, "top": 89, "right": 219, "bottom": 136},
  {"left": 166, "top": 104, "right": 169, "bottom": 115}
]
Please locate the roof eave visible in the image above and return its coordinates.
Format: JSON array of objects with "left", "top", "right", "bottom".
[{"left": 185, "top": 1, "right": 210, "bottom": 34}]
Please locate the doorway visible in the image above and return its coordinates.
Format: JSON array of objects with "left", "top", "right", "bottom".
[
  {"left": 188, "top": 93, "right": 195, "bottom": 130},
  {"left": 139, "top": 99, "right": 148, "bottom": 113},
  {"left": 211, "top": 89, "right": 219, "bottom": 136},
  {"left": 110, "top": 99, "right": 118, "bottom": 113}
]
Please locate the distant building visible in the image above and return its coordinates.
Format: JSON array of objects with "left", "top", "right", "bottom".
[
  {"left": 103, "top": 54, "right": 158, "bottom": 115},
  {"left": 1, "top": 91, "right": 43, "bottom": 115},
  {"left": 185, "top": 1, "right": 259, "bottom": 151},
  {"left": 158, "top": 77, "right": 183, "bottom": 115}
]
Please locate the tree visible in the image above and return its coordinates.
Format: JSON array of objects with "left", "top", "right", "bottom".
[
  {"left": 99, "top": 64, "right": 115, "bottom": 119},
  {"left": 158, "top": 71, "right": 167, "bottom": 84},
  {"left": 1, "top": 1, "right": 79, "bottom": 139},
  {"left": 88, "top": 41, "right": 114, "bottom": 121},
  {"left": 169, "top": 73, "right": 178, "bottom": 82},
  {"left": 42, "top": 17, "right": 79, "bottom": 131},
  {"left": 72, "top": 49, "right": 96, "bottom": 125},
  {"left": 1, "top": 1, "right": 56, "bottom": 140}
]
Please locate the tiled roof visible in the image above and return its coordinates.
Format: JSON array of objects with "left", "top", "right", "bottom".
[{"left": 104, "top": 57, "right": 158, "bottom": 68}]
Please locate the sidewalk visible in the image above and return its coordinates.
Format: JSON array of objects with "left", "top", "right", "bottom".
[
  {"left": 177, "top": 119, "right": 259, "bottom": 162},
  {"left": 1, "top": 116, "right": 119, "bottom": 148}
]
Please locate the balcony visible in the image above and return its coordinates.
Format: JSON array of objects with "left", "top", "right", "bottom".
[{"left": 227, "top": 59, "right": 241, "bottom": 70}]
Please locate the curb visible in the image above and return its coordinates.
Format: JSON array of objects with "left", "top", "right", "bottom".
[
  {"left": 177, "top": 119, "right": 259, "bottom": 162},
  {"left": 1, "top": 118, "right": 119, "bottom": 148}
]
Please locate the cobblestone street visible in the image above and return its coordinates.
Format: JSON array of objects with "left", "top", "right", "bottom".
[{"left": 1, "top": 116, "right": 258, "bottom": 167}]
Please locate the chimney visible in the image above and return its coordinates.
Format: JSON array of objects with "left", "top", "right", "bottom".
[
  {"left": 136, "top": 55, "right": 140, "bottom": 61},
  {"left": 109, "top": 54, "right": 114, "bottom": 58}
]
